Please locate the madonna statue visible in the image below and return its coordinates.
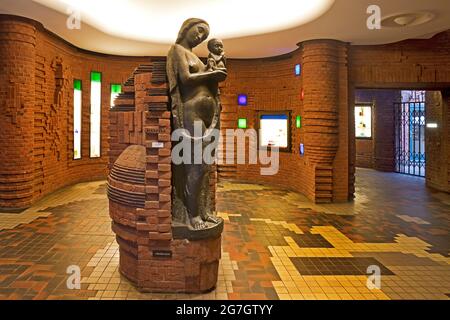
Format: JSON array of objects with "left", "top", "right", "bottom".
[{"left": 167, "top": 18, "right": 227, "bottom": 231}]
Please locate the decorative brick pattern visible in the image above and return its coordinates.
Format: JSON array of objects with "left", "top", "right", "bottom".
[
  {"left": 302, "top": 40, "right": 341, "bottom": 165},
  {"left": 0, "top": 18, "right": 36, "bottom": 210},
  {"left": 218, "top": 52, "right": 312, "bottom": 200},
  {"left": 218, "top": 40, "right": 349, "bottom": 203},
  {"left": 314, "top": 166, "right": 333, "bottom": 203},
  {"left": 0, "top": 15, "right": 147, "bottom": 210},
  {"left": 219, "top": 33, "right": 450, "bottom": 203}
]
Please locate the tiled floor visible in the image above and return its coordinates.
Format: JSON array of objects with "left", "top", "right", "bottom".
[{"left": 0, "top": 168, "right": 449, "bottom": 300}]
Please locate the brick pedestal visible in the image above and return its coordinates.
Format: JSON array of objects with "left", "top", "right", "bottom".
[{"left": 108, "top": 61, "right": 221, "bottom": 293}]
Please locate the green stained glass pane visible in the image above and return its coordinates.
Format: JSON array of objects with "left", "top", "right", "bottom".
[
  {"left": 111, "top": 84, "right": 121, "bottom": 94},
  {"left": 238, "top": 118, "right": 247, "bottom": 129},
  {"left": 91, "top": 71, "right": 102, "bottom": 82},
  {"left": 74, "top": 79, "right": 82, "bottom": 90},
  {"left": 296, "top": 115, "right": 302, "bottom": 128}
]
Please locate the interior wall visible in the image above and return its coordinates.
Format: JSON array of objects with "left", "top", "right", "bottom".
[
  {"left": 349, "top": 31, "right": 450, "bottom": 195},
  {"left": 218, "top": 52, "right": 317, "bottom": 199},
  {"left": 2, "top": 14, "right": 450, "bottom": 209},
  {"left": 426, "top": 90, "right": 450, "bottom": 192},
  {"left": 220, "top": 40, "right": 350, "bottom": 203},
  {"left": 354, "top": 90, "right": 401, "bottom": 171},
  {"left": 0, "top": 15, "right": 148, "bottom": 210},
  {"left": 447, "top": 92, "right": 450, "bottom": 192}
]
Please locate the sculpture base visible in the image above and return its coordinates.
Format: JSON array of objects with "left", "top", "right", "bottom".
[
  {"left": 117, "top": 233, "right": 222, "bottom": 293},
  {"left": 172, "top": 218, "right": 224, "bottom": 240}
]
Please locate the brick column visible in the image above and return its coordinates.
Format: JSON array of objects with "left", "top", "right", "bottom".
[
  {"left": 0, "top": 17, "right": 36, "bottom": 210},
  {"left": 302, "top": 40, "right": 341, "bottom": 164},
  {"left": 301, "top": 40, "right": 348, "bottom": 202}
]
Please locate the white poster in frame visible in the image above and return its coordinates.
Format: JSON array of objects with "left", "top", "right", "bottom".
[
  {"left": 355, "top": 105, "right": 372, "bottom": 139},
  {"left": 259, "top": 114, "right": 289, "bottom": 149}
]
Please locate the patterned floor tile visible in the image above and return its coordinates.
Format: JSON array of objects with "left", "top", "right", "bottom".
[
  {"left": 0, "top": 168, "right": 448, "bottom": 300},
  {"left": 290, "top": 257, "right": 394, "bottom": 276}
]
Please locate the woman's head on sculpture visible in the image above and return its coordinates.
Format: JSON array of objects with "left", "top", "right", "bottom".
[{"left": 176, "top": 18, "right": 210, "bottom": 48}]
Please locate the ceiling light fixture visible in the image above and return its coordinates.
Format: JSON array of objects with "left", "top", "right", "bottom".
[
  {"left": 33, "top": 0, "right": 335, "bottom": 43},
  {"left": 381, "top": 11, "right": 435, "bottom": 28}
]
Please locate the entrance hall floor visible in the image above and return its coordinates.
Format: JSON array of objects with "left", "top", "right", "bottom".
[{"left": 0, "top": 168, "right": 448, "bottom": 300}]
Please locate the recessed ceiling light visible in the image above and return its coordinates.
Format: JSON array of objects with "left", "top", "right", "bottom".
[
  {"left": 382, "top": 11, "right": 435, "bottom": 28},
  {"left": 33, "top": 0, "right": 335, "bottom": 43},
  {"left": 394, "top": 15, "right": 417, "bottom": 26}
]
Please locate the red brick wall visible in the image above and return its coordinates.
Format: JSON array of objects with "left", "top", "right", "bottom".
[
  {"left": 447, "top": 92, "right": 450, "bottom": 192},
  {"left": 221, "top": 32, "right": 450, "bottom": 200},
  {"left": 349, "top": 32, "right": 450, "bottom": 88},
  {"left": 220, "top": 40, "right": 350, "bottom": 203},
  {"left": 355, "top": 139, "right": 373, "bottom": 169},
  {"left": 0, "top": 17, "right": 36, "bottom": 210},
  {"left": 354, "top": 90, "right": 401, "bottom": 171},
  {"left": 2, "top": 14, "right": 450, "bottom": 210},
  {"left": 219, "top": 51, "right": 316, "bottom": 199},
  {"left": 0, "top": 15, "right": 148, "bottom": 209},
  {"left": 426, "top": 91, "right": 450, "bottom": 192},
  {"left": 349, "top": 31, "right": 450, "bottom": 194}
]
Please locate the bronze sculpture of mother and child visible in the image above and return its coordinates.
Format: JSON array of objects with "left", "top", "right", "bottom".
[{"left": 167, "top": 18, "right": 227, "bottom": 233}]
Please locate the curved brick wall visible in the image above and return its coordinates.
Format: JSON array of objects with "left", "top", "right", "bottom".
[
  {"left": 0, "top": 15, "right": 148, "bottom": 210},
  {"left": 220, "top": 33, "right": 450, "bottom": 201},
  {"left": 219, "top": 41, "right": 350, "bottom": 203},
  {"left": 302, "top": 40, "right": 341, "bottom": 165},
  {"left": 219, "top": 51, "right": 313, "bottom": 198},
  {"left": 0, "top": 18, "right": 36, "bottom": 210}
]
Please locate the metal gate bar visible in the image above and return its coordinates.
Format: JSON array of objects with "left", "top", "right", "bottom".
[{"left": 394, "top": 91, "right": 426, "bottom": 177}]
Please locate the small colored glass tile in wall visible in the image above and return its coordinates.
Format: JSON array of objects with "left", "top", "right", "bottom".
[
  {"left": 295, "top": 64, "right": 301, "bottom": 76},
  {"left": 74, "top": 79, "right": 82, "bottom": 90},
  {"left": 111, "top": 84, "right": 122, "bottom": 94},
  {"left": 238, "top": 94, "right": 248, "bottom": 106},
  {"left": 238, "top": 118, "right": 247, "bottom": 129},
  {"left": 296, "top": 115, "right": 302, "bottom": 128},
  {"left": 91, "top": 71, "right": 102, "bottom": 82},
  {"left": 299, "top": 143, "right": 305, "bottom": 155},
  {"left": 110, "top": 84, "right": 122, "bottom": 108}
]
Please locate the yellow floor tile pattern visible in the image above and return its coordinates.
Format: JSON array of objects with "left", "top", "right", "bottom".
[
  {"left": 1, "top": 169, "right": 448, "bottom": 300},
  {"left": 82, "top": 241, "right": 238, "bottom": 300},
  {"left": 268, "top": 226, "right": 449, "bottom": 300},
  {"left": 250, "top": 218, "right": 303, "bottom": 234}
]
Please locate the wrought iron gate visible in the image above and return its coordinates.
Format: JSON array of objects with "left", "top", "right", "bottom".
[{"left": 394, "top": 91, "right": 426, "bottom": 177}]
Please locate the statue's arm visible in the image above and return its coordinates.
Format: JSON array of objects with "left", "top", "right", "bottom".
[{"left": 173, "top": 47, "right": 227, "bottom": 85}]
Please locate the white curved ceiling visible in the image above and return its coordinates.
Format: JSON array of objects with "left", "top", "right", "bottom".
[
  {"left": 1, "top": 0, "right": 450, "bottom": 58},
  {"left": 33, "top": 0, "right": 335, "bottom": 43}
]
